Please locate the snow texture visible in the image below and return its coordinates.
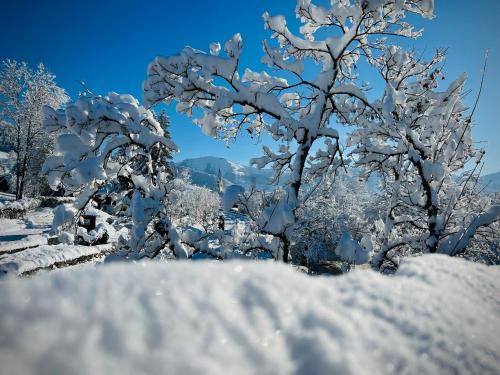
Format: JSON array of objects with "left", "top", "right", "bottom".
[{"left": 0, "top": 255, "right": 498, "bottom": 374}]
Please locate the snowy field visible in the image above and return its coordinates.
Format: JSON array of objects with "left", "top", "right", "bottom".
[{"left": 0, "top": 255, "right": 498, "bottom": 374}]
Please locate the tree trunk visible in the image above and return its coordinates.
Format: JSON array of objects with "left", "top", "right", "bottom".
[
  {"left": 15, "top": 125, "right": 22, "bottom": 200},
  {"left": 280, "top": 129, "right": 317, "bottom": 264},
  {"left": 282, "top": 236, "right": 290, "bottom": 263},
  {"left": 17, "top": 153, "right": 28, "bottom": 200},
  {"left": 17, "top": 119, "right": 33, "bottom": 200}
]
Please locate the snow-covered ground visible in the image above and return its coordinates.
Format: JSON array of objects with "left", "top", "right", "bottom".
[
  {"left": 0, "top": 203, "right": 251, "bottom": 276},
  {"left": 0, "top": 206, "right": 114, "bottom": 276},
  {"left": 0, "top": 255, "right": 498, "bottom": 374},
  {"left": 0, "top": 207, "right": 52, "bottom": 254},
  {"left": 0, "top": 243, "right": 112, "bottom": 276}
]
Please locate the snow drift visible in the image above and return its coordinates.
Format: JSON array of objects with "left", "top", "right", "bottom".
[{"left": 0, "top": 255, "right": 499, "bottom": 374}]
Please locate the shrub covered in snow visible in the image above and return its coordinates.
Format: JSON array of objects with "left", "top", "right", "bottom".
[
  {"left": 168, "top": 182, "right": 221, "bottom": 233},
  {"left": 0, "top": 198, "right": 41, "bottom": 218}
]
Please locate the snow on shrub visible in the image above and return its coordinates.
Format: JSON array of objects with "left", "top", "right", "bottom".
[
  {"left": 334, "top": 232, "right": 370, "bottom": 265},
  {"left": 0, "top": 198, "right": 41, "bottom": 218}
]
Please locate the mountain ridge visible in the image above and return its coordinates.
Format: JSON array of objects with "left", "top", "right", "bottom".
[
  {"left": 176, "top": 156, "right": 500, "bottom": 195},
  {"left": 175, "top": 156, "right": 274, "bottom": 190}
]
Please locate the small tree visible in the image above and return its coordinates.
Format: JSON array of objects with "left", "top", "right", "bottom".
[
  {"left": 43, "top": 92, "right": 185, "bottom": 258},
  {"left": 168, "top": 183, "right": 221, "bottom": 233},
  {"left": 143, "top": 0, "right": 434, "bottom": 262},
  {"left": 0, "top": 60, "right": 69, "bottom": 199},
  {"left": 349, "top": 47, "right": 500, "bottom": 270}
]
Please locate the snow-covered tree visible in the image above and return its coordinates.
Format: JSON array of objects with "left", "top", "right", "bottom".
[
  {"left": 42, "top": 92, "right": 186, "bottom": 259},
  {"left": 292, "top": 171, "right": 373, "bottom": 266},
  {"left": 168, "top": 181, "right": 221, "bottom": 233},
  {"left": 0, "top": 60, "right": 69, "bottom": 199},
  {"left": 460, "top": 192, "right": 500, "bottom": 265},
  {"left": 153, "top": 109, "right": 175, "bottom": 175},
  {"left": 143, "top": 0, "right": 435, "bottom": 262},
  {"left": 349, "top": 47, "right": 500, "bottom": 270}
]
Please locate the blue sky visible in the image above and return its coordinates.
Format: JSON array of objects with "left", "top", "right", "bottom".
[{"left": 1, "top": 1, "right": 499, "bottom": 174}]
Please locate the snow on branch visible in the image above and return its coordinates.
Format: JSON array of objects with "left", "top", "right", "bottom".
[
  {"left": 143, "top": 0, "right": 437, "bottom": 262},
  {"left": 42, "top": 92, "right": 183, "bottom": 258}
]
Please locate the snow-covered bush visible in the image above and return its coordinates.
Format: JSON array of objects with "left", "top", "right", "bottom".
[
  {"left": 292, "top": 172, "right": 373, "bottom": 267},
  {"left": 334, "top": 232, "right": 371, "bottom": 269},
  {"left": 42, "top": 92, "right": 186, "bottom": 258},
  {"left": 0, "top": 198, "right": 41, "bottom": 218}
]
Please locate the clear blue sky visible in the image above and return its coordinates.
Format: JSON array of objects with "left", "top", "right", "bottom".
[{"left": 1, "top": 1, "right": 499, "bottom": 174}]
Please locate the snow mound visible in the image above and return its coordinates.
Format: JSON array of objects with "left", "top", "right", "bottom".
[
  {"left": 222, "top": 184, "right": 244, "bottom": 212},
  {"left": 0, "top": 255, "right": 499, "bottom": 374},
  {"left": 0, "top": 244, "right": 112, "bottom": 276},
  {"left": 335, "top": 232, "right": 370, "bottom": 264}
]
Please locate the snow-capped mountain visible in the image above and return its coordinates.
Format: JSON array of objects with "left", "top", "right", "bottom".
[
  {"left": 479, "top": 172, "right": 500, "bottom": 195},
  {"left": 175, "top": 156, "right": 274, "bottom": 190},
  {"left": 176, "top": 156, "right": 500, "bottom": 196}
]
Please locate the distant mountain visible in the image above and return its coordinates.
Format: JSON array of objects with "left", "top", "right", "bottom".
[
  {"left": 479, "top": 172, "right": 500, "bottom": 195},
  {"left": 175, "top": 156, "right": 274, "bottom": 190},
  {"left": 176, "top": 156, "right": 500, "bottom": 196}
]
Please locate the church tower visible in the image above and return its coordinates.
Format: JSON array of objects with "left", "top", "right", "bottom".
[{"left": 216, "top": 168, "right": 224, "bottom": 194}]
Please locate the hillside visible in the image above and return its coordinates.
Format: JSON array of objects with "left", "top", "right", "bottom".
[{"left": 176, "top": 156, "right": 382, "bottom": 193}]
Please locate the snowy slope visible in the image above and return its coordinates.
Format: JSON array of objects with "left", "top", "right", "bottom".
[
  {"left": 0, "top": 255, "right": 498, "bottom": 374},
  {"left": 177, "top": 156, "right": 274, "bottom": 190},
  {"left": 184, "top": 168, "right": 231, "bottom": 191},
  {"left": 0, "top": 206, "right": 53, "bottom": 253},
  {"left": 177, "top": 156, "right": 384, "bottom": 193}
]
